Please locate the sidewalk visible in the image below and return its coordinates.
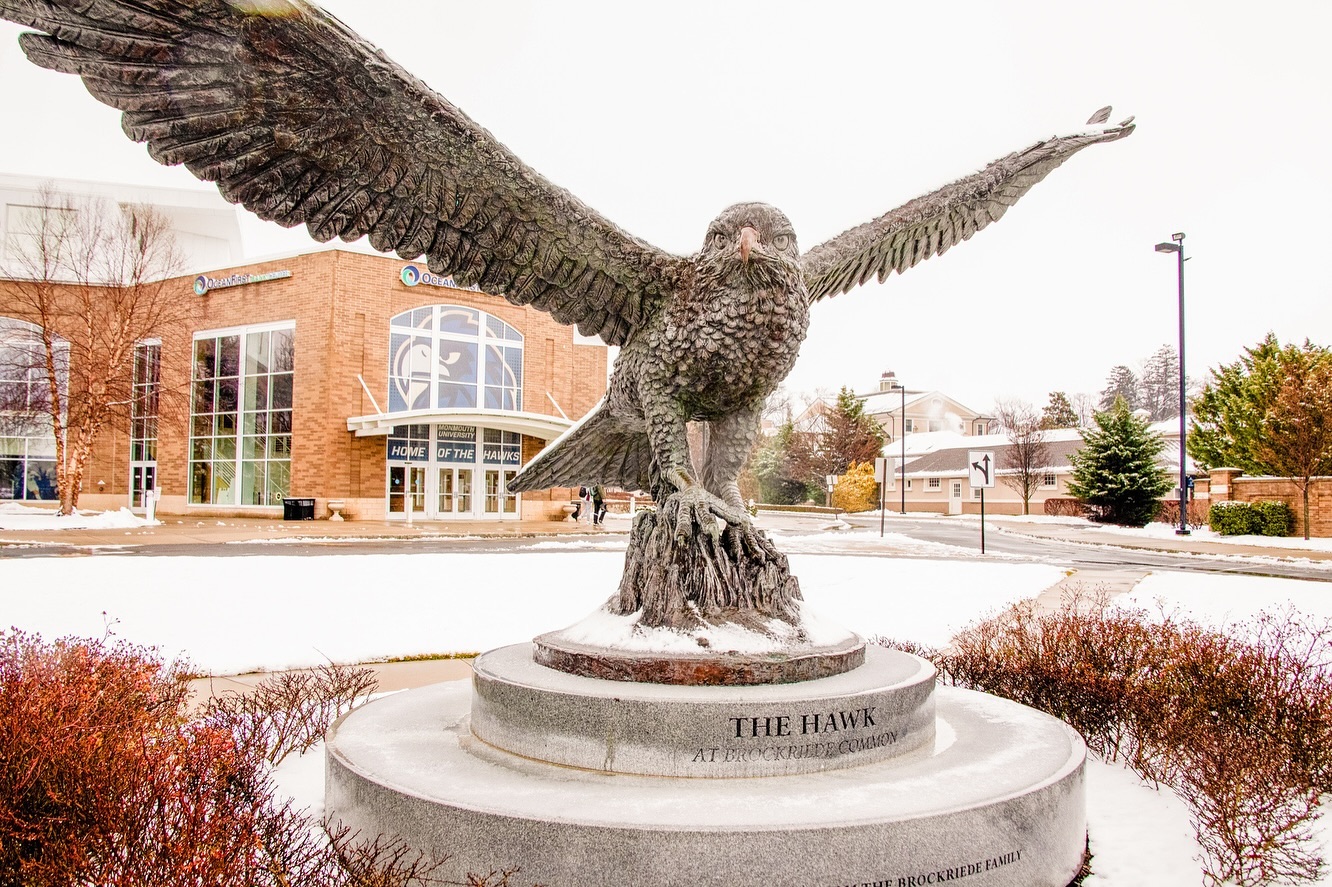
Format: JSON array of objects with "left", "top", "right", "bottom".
[
  {"left": 187, "top": 657, "right": 476, "bottom": 707},
  {"left": 987, "top": 518, "right": 1332, "bottom": 563},
  {"left": 0, "top": 513, "right": 618, "bottom": 550}
]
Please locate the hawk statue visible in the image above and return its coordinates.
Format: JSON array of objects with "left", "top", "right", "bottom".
[{"left": 0, "top": 0, "right": 1134, "bottom": 630}]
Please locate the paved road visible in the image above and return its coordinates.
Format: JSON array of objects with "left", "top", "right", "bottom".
[
  {"left": 4, "top": 510, "right": 1329, "bottom": 584},
  {"left": 840, "top": 513, "right": 1332, "bottom": 582}
]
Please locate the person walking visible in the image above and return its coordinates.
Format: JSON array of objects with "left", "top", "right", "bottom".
[{"left": 591, "top": 485, "right": 607, "bottom": 527}]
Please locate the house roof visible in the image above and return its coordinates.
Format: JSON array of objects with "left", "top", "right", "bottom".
[
  {"left": 885, "top": 427, "right": 1081, "bottom": 460},
  {"left": 859, "top": 389, "right": 934, "bottom": 415},
  {"left": 901, "top": 436, "right": 1085, "bottom": 478},
  {"left": 893, "top": 423, "right": 1202, "bottom": 478}
]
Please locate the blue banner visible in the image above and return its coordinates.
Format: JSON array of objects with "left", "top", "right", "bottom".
[{"left": 436, "top": 442, "right": 477, "bottom": 464}]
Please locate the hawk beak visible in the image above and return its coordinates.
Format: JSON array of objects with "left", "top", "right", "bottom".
[{"left": 738, "top": 226, "right": 759, "bottom": 264}]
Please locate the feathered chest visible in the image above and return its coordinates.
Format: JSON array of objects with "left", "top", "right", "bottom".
[{"left": 650, "top": 275, "right": 810, "bottom": 411}]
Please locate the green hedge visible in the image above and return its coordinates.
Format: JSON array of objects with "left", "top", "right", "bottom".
[{"left": 1208, "top": 500, "right": 1295, "bottom": 536}]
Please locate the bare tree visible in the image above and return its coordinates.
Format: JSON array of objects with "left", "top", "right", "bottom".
[
  {"left": 1, "top": 186, "right": 187, "bottom": 513},
  {"left": 1069, "top": 392, "right": 1097, "bottom": 428},
  {"left": 995, "top": 399, "right": 1051, "bottom": 515},
  {"left": 761, "top": 385, "right": 794, "bottom": 429}
]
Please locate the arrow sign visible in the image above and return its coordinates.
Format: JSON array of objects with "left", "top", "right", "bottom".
[{"left": 968, "top": 450, "right": 996, "bottom": 489}]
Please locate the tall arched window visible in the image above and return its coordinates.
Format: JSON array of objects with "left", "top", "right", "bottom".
[
  {"left": 388, "top": 305, "right": 523, "bottom": 412},
  {"left": 0, "top": 316, "right": 66, "bottom": 501}
]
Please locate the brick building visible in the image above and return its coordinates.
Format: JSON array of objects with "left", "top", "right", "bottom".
[{"left": 1, "top": 246, "right": 607, "bottom": 521}]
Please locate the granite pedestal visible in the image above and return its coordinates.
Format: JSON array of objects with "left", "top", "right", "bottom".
[{"left": 326, "top": 644, "right": 1086, "bottom": 886}]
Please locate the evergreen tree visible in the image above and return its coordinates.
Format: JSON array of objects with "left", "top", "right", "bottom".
[
  {"left": 1039, "top": 391, "right": 1080, "bottom": 429},
  {"left": 749, "top": 421, "right": 814, "bottom": 504},
  {"left": 1190, "top": 335, "right": 1332, "bottom": 538},
  {"left": 820, "top": 386, "right": 887, "bottom": 475},
  {"left": 1257, "top": 347, "right": 1332, "bottom": 539},
  {"left": 773, "top": 387, "right": 886, "bottom": 500},
  {"left": 1189, "top": 333, "right": 1285, "bottom": 473},
  {"left": 1098, "top": 365, "right": 1139, "bottom": 412},
  {"left": 1067, "top": 398, "right": 1171, "bottom": 526},
  {"left": 1138, "top": 345, "right": 1182, "bottom": 422}
]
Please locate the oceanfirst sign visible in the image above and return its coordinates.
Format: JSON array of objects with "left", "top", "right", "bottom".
[
  {"left": 400, "top": 264, "right": 456, "bottom": 288},
  {"left": 399, "top": 264, "right": 481, "bottom": 291},
  {"left": 193, "top": 269, "right": 291, "bottom": 296}
]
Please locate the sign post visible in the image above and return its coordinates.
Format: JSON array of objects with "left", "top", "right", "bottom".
[
  {"left": 967, "top": 450, "right": 996, "bottom": 554},
  {"left": 874, "top": 457, "right": 896, "bottom": 537}
]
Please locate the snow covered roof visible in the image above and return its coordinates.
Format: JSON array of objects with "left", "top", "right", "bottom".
[
  {"left": 901, "top": 437, "right": 1086, "bottom": 478},
  {"left": 859, "top": 389, "right": 933, "bottom": 415},
  {"left": 892, "top": 424, "right": 1199, "bottom": 478}
]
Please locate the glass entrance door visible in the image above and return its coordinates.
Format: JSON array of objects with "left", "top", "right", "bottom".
[
  {"left": 387, "top": 423, "right": 519, "bottom": 520},
  {"left": 483, "top": 469, "right": 519, "bottom": 516},
  {"left": 129, "top": 462, "right": 156, "bottom": 511},
  {"left": 436, "top": 467, "right": 474, "bottom": 518},
  {"left": 388, "top": 465, "right": 426, "bottom": 515}
]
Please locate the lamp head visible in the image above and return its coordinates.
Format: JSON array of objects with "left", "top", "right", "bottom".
[{"left": 1155, "top": 242, "right": 1181, "bottom": 253}]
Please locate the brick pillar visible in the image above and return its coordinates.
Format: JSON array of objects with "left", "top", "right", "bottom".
[{"left": 1208, "top": 467, "right": 1242, "bottom": 502}]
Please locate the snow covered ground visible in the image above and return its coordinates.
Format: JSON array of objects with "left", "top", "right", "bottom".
[
  {"left": 0, "top": 501, "right": 159, "bottom": 530},
  {"left": 0, "top": 551, "right": 1062, "bottom": 673},
  {"left": 5, "top": 533, "right": 1332, "bottom": 884}
]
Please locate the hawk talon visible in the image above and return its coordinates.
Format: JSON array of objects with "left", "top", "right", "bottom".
[{"left": 667, "top": 486, "right": 748, "bottom": 546}]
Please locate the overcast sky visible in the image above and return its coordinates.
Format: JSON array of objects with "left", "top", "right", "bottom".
[{"left": 1, "top": 1, "right": 1328, "bottom": 413}]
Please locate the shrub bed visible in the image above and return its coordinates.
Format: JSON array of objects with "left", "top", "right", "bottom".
[
  {"left": 877, "top": 591, "right": 1332, "bottom": 886},
  {"left": 1209, "top": 500, "right": 1295, "bottom": 536},
  {"left": 1044, "top": 497, "right": 1088, "bottom": 518},
  {"left": 0, "top": 631, "right": 532, "bottom": 887},
  {"left": 1154, "top": 498, "right": 1209, "bottom": 530}
]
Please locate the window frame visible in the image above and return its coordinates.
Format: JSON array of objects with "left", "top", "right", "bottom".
[
  {"left": 188, "top": 320, "right": 295, "bottom": 508},
  {"left": 0, "top": 316, "right": 65, "bottom": 502},
  {"left": 387, "top": 304, "right": 524, "bottom": 413}
]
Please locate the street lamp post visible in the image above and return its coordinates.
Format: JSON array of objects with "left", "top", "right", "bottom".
[
  {"left": 896, "top": 381, "right": 906, "bottom": 515},
  {"left": 1154, "top": 232, "right": 1189, "bottom": 536}
]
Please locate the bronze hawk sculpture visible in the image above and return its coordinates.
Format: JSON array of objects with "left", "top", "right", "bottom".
[{"left": 0, "top": 0, "right": 1134, "bottom": 634}]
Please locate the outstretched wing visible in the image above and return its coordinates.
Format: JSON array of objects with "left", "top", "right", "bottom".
[
  {"left": 801, "top": 107, "right": 1135, "bottom": 304},
  {"left": 0, "top": 0, "right": 681, "bottom": 345}
]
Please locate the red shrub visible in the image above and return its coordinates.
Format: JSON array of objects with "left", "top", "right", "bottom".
[
  {"left": 1043, "top": 497, "right": 1089, "bottom": 518},
  {"left": 881, "top": 592, "right": 1332, "bottom": 886},
  {"left": 0, "top": 631, "right": 540, "bottom": 887},
  {"left": 0, "top": 630, "right": 194, "bottom": 885},
  {"left": 1154, "top": 499, "right": 1209, "bottom": 531}
]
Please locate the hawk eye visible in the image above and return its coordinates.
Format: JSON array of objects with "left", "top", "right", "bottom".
[
  {"left": 772, "top": 233, "right": 791, "bottom": 251},
  {"left": 711, "top": 231, "right": 728, "bottom": 248}
]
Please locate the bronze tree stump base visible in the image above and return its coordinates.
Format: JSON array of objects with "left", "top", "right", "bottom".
[{"left": 532, "top": 629, "right": 865, "bottom": 686}]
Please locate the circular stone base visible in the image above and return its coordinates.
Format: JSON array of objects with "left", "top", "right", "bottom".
[
  {"left": 473, "top": 644, "right": 935, "bottom": 776},
  {"left": 533, "top": 625, "right": 865, "bottom": 685},
  {"left": 327, "top": 681, "right": 1087, "bottom": 887}
]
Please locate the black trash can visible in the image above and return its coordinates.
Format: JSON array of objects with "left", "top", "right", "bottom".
[{"left": 283, "top": 497, "right": 316, "bottom": 520}]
